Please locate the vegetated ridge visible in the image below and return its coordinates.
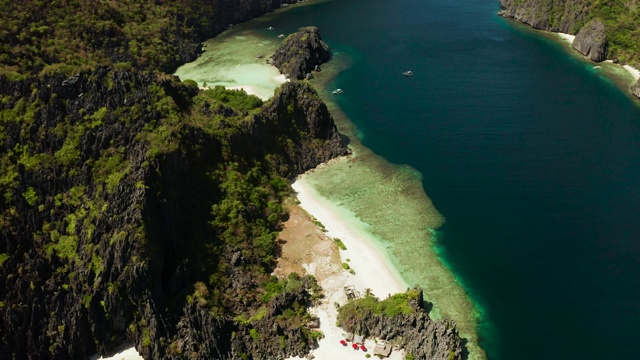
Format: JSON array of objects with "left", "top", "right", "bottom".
[
  {"left": 0, "top": 1, "right": 466, "bottom": 359},
  {"left": 0, "top": 1, "right": 350, "bottom": 359},
  {"left": 498, "top": 0, "right": 640, "bottom": 96},
  {"left": 271, "top": 26, "right": 331, "bottom": 80},
  {"left": 337, "top": 289, "right": 464, "bottom": 360}
]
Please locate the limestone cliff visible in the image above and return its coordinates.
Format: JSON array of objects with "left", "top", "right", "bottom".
[
  {"left": 0, "top": 1, "right": 469, "bottom": 359},
  {"left": 572, "top": 18, "right": 608, "bottom": 62},
  {"left": 498, "top": 0, "right": 590, "bottom": 34},
  {"left": 271, "top": 27, "right": 331, "bottom": 80},
  {"left": 0, "top": 66, "right": 345, "bottom": 359},
  {"left": 232, "top": 82, "right": 349, "bottom": 178},
  {"left": 337, "top": 290, "right": 465, "bottom": 360},
  {"left": 630, "top": 79, "right": 640, "bottom": 98}
]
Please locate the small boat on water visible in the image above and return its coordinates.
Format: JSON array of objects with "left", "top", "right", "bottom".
[
  {"left": 278, "top": 34, "right": 285, "bottom": 38},
  {"left": 268, "top": 26, "right": 274, "bottom": 30},
  {"left": 403, "top": 70, "right": 414, "bottom": 76},
  {"left": 332, "top": 88, "right": 343, "bottom": 95},
  {"left": 593, "top": 65, "right": 602, "bottom": 70}
]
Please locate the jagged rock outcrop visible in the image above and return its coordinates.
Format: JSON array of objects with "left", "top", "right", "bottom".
[
  {"left": 572, "top": 18, "right": 608, "bottom": 62},
  {"left": 0, "top": 68, "right": 165, "bottom": 359},
  {"left": 0, "top": 65, "right": 346, "bottom": 359},
  {"left": 234, "top": 81, "right": 349, "bottom": 178},
  {"left": 630, "top": 79, "right": 640, "bottom": 98},
  {"left": 338, "top": 290, "right": 464, "bottom": 360},
  {"left": 166, "top": 277, "right": 318, "bottom": 360},
  {"left": 271, "top": 27, "right": 331, "bottom": 80},
  {"left": 169, "top": 0, "right": 302, "bottom": 72},
  {"left": 498, "top": 0, "right": 590, "bottom": 34}
]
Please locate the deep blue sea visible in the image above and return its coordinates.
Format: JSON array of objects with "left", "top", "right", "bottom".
[{"left": 263, "top": 0, "right": 640, "bottom": 358}]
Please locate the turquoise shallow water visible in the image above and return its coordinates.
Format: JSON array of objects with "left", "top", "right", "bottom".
[{"left": 193, "top": 0, "right": 640, "bottom": 358}]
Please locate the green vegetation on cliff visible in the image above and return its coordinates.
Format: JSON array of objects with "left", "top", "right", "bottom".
[
  {"left": 337, "top": 289, "right": 420, "bottom": 321},
  {"left": 500, "top": 0, "right": 640, "bottom": 66},
  {"left": 336, "top": 289, "right": 464, "bottom": 360},
  {"left": 588, "top": 1, "right": 640, "bottom": 64},
  {"left": 0, "top": 0, "right": 218, "bottom": 75},
  {"left": 0, "top": 1, "right": 346, "bottom": 359}
]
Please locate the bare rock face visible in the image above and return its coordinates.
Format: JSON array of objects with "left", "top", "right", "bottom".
[
  {"left": 271, "top": 27, "right": 331, "bottom": 80},
  {"left": 498, "top": 0, "right": 590, "bottom": 34},
  {"left": 337, "top": 290, "right": 465, "bottom": 360},
  {"left": 572, "top": 18, "right": 608, "bottom": 62},
  {"left": 233, "top": 81, "right": 349, "bottom": 178},
  {"left": 630, "top": 78, "right": 640, "bottom": 98},
  {"left": 0, "top": 69, "right": 347, "bottom": 359}
]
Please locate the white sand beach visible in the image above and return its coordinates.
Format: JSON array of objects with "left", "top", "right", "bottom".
[
  {"left": 89, "top": 344, "right": 142, "bottom": 360},
  {"left": 90, "top": 163, "right": 410, "bottom": 360},
  {"left": 227, "top": 85, "right": 268, "bottom": 100},
  {"left": 174, "top": 28, "right": 291, "bottom": 101},
  {"left": 227, "top": 74, "right": 289, "bottom": 100},
  {"left": 556, "top": 32, "right": 575, "bottom": 43},
  {"left": 283, "top": 173, "right": 410, "bottom": 360},
  {"left": 622, "top": 64, "right": 640, "bottom": 81},
  {"left": 557, "top": 32, "right": 640, "bottom": 81}
]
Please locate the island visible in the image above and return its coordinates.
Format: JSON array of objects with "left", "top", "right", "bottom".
[{"left": 0, "top": 1, "right": 465, "bottom": 359}]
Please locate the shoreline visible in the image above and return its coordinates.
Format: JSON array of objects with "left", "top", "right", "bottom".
[
  {"left": 216, "top": 73, "right": 289, "bottom": 100},
  {"left": 180, "top": 4, "right": 486, "bottom": 360},
  {"left": 281, "top": 168, "right": 409, "bottom": 360},
  {"left": 293, "top": 169, "right": 409, "bottom": 298},
  {"left": 555, "top": 32, "right": 640, "bottom": 82}
]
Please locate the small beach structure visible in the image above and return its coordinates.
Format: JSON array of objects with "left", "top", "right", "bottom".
[
  {"left": 343, "top": 332, "right": 354, "bottom": 342},
  {"left": 343, "top": 285, "right": 358, "bottom": 299},
  {"left": 374, "top": 340, "right": 393, "bottom": 357},
  {"left": 306, "top": 317, "right": 320, "bottom": 329},
  {"left": 353, "top": 334, "right": 364, "bottom": 345}
]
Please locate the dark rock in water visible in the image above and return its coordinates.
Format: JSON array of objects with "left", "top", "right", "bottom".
[
  {"left": 572, "top": 18, "right": 608, "bottom": 62},
  {"left": 498, "top": 0, "right": 589, "bottom": 34},
  {"left": 271, "top": 27, "right": 331, "bottom": 80}
]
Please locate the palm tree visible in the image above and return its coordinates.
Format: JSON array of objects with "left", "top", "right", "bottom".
[{"left": 364, "top": 288, "right": 374, "bottom": 298}]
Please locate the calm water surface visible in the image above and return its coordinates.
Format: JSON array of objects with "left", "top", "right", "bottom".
[{"left": 264, "top": 0, "right": 640, "bottom": 358}]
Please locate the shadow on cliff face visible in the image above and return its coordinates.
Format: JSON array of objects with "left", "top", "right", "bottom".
[{"left": 143, "top": 129, "right": 224, "bottom": 301}]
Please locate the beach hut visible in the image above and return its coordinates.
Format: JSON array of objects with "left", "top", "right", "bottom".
[
  {"left": 353, "top": 334, "right": 364, "bottom": 345},
  {"left": 306, "top": 317, "right": 320, "bottom": 329},
  {"left": 343, "top": 332, "right": 354, "bottom": 342},
  {"left": 374, "top": 340, "right": 393, "bottom": 358},
  {"left": 343, "top": 285, "right": 359, "bottom": 300}
]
